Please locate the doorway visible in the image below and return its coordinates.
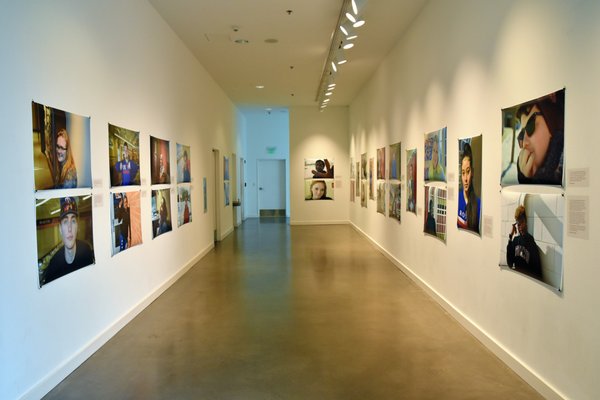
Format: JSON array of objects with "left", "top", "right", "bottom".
[{"left": 257, "top": 159, "right": 286, "bottom": 217}]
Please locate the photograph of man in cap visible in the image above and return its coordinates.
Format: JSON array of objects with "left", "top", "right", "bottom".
[{"left": 44, "top": 197, "right": 95, "bottom": 285}]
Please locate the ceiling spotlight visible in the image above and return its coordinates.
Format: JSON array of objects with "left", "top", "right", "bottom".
[
  {"left": 323, "top": 98, "right": 330, "bottom": 102},
  {"left": 353, "top": 20, "right": 365, "bottom": 28},
  {"left": 351, "top": 0, "right": 358, "bottom": 14},
  {"left": 328, "top": 83, "right": 336, "bottom": 88},
  {"left": 325, "top": 91, "right": 333, "bottom": 96},
  {"left": 331, "top": 61, "right": 337, "bottom": 72},
  {"left": 256, "top": 85, "right": 265, "bottom": 89},
  {"left": 346, "top": 12, "right": 356, "bottom": 23},
  {"left": 343, "top": 42, "right": 354, "bottom": 50}
]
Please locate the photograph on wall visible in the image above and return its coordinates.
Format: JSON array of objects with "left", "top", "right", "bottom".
[
  {"left": 369, "top": 157, "right": 374, "bottom": 200},
  {"left": 457, "top": 135, "right": 482, "bottom": 235},
  {"left": 423, "top": 184, "right": 447, "bottom": 242},
  {"left": 32, "top": 101, "right": 92, "bottom": 190},
  {"left": 389, "top": 142, "right": 401, "bottom": 180},
  {"left": 109, "top": 124, "right": 140, "bottom": 187},
  {"left": 376, "top": 182, "right": 386, "bottom": 214},
  {"left": 177, "top": 185, "right": 192, "bottom": 226},
  {"left": 177, "top": 143, "right": 191, "bottom": 183},
  {"left": 110, "top": 191, "right": 142, "bottom": 256},
  {"left": 224, "top": 181, "right": 230, "bottom": 206},
  {"left": 406, "top": 149, "right": 417, "bottom": 214},
  {"left": 151, "top": 188, "right": 172, "bottom": 238},
  {"left": 501, "top": 89, "right": 565, "bottom": 187},
  {"left": 355, "top": 161, "right": 360, "bottom": 196},
  {"left": 304, "top": 158, "right": 334, "bottom": 179},
  {"left": 224, "top": 156, "right": 230, "bottom": 181},
  {"left": 203, "top": 177, "right": 208, "bottom": 214},
  {"left": 377, "top": 147, "right": 386, "bottom": 179},
  {"left": 36, "top": 195, "right": 95, "bottom": 287},
  {"left": 361, "top": 153, "right": 367, "bottom": 180},
  {"left": 360, "top": 180, "right": 367, "bottom": 208},
  {"left": 150, "top": 136, "right": 170, "bottom": 184},
  {"left": 389, "top": 183, "right": 401, "bottom": 221},
  {"left": 499, "top": 191, "right": 564, "bottom": 291},
  {"left": 424, "top": 127, "right": 447, "bottom": 182},
  {"left": 305, "top": 179, "right": 334, "bottom": 200},
  {"left": 350, "top": 180, "right": 355, "bottom": 202}
]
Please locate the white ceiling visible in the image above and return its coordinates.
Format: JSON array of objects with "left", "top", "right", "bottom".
[{"left": 148, "top": 0, "right": 427, "bottom": 109}]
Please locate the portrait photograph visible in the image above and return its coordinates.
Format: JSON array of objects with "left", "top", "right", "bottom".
[
  {"left": 376, "top": 181, "right": 386, "bottom": 214},
  {"left": 377, "top": 147, "right": 386, "bottom": 180},
  {"left": 457, "top": 135, "right": 482, "bottom": 235},
  {"left": 32, "top": 102, "right": 92, "bottom": 190},
  {"left": 389, "top": 182, "right": 401, "bottom": 221},
  {"left": 406, "top": 149, "right": 417, "bottom": 214},
  {"left": 350, "top": 179, "right": 355, "bottom": 202},
  {"left": 424, "top": 127, "right": 447, "bottom": 182},
  {"left": 304, "top": 158, "right": 334, "bottom": 179},
  {"left": 110, "top": 191, "right": 142, "bottom": 256},
  {"left": 151, "top": 188, "right": 172, "bottom": 239},
  {"left": 501, "top": 89, "right": 565, "bottom": 187},
  {"left": 109, "top": 123, "right": 140, "bottom": 187},
  {"left": 389, "top": 142, "right": 401, "bottom": 180},
  {"left": 499, "top": 191, "right": 564, "bottom": 291},
  {"left": 423, "top": 184, "right": 447, "bottom": 243},
  {"left": 150, "top": 136, "right": 170, "bottom": 185},
  {"left": 304, "top": 179, "right": 334, "bottom": 201},
  {"left": 36, "top": 195, "right": 95, "bottom": 287},
  {"left": 177, "top": 143, "right": 191, "bottom": 183},
  {"left": 177, "top": 185, "right": 192, "bottom": 226}
]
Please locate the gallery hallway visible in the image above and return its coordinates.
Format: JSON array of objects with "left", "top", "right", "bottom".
[{"left": 44, "top": 218, "right": 541, "bottom": 400}]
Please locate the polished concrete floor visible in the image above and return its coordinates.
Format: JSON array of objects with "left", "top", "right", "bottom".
[{"left": 45, "top": 218, "right": 542, "bottom": 400}]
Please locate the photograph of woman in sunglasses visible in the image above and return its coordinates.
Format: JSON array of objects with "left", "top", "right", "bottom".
[{"left": 501, "top": 89, "right": 565, "bottom": 187}]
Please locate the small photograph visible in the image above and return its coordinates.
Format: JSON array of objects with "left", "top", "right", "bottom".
[
  {"left": 32, "top": 102, "right": 92, "bottom": 190},
  {"left": 177, "top": 185, "right": 192, "bottom": 226},
  {"left": 389, "top": 183, "right": 401, "bottom": 221},
  {"left": 360, "top": 180, "right": 367, "bottom": 208},
  {"left": 224, "top": 156, "right": 230, "bottom": 181},
  {"left": 110, "top": 191, "right": 142, "bottom": 256},
  {"left": 305, "top": 179, "right": 334, "bottom": 200},
  {"left": 150, "top": 136, "right": 170, "bottom": 185},
  {"left": 203, "top": 177, "right": 208, "bottom": 214},
  {"left": 501, "top": 89, "right": 565, "bottom": 187},
  {"left": 355, "top": 161, "right": 360, "bottom": 196},
  {"left": 36, "top": 195, "right": 95, "bottom": 287},
  {"left": 423, "top": 184, "right": 447, "bottom": 242},
  {"left": 350, "top": 180, "right": 355, "bottom": 202},
  {"left": 304, "top": 158, "right": 334, "bottom": 179},
  {"left": 109, "top": 124, "right": 140, "bottom": 187},
  {"left": 224, "top": 181, "right": 230, "bottom": 206},
  {"left": 406, "top": 149, "right": 417, "bottom": 213},
  {"left": 369, "top": 157, "right": 374, "bottom": 200},
  {"left": 361, "top": 153, "right": 367, "bottom": 180},
  {"left": 177, "top": 143, "right": 191, "bottom": 183},
  {"left": 389, "top": 142, "right": 401, "bottom": 180},
  {"left": 499, "top": 191, "right": 564, "bottom": 290},
  {"left": 377, "top": 147, "right": 386, "bottom": 179},
  {"left": 376, "top": 182, "right": 386, "bottom": 214},
  {"left": 424, "top": 127, "right": 447, "bottom": 182},
  {"left": 457, "top": 135, "right": 482, "bottom": 235},
  {"left": 151, "top": 188, "right": 172, "bottom": 238}
]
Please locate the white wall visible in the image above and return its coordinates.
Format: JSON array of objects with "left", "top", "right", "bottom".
[
  {"left": 241, "top": 108, "right": 290, "bottom": 218},
  {"left": 0, "top": 2, "right": 240, "bottom": 399},
  {"left": 290, "top": 106, "right": 349, "bottom": 224},
  {"left": 349, "top": 1, "right": 600, "bottom": 399}
]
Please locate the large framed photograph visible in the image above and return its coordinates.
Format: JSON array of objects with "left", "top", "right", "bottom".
[
  {"left": 110, "top": 191, "right": 142, "bottom": 256},
  {"left": 499, "top": 191, "right": 564, "bottom": 291},
  {"left": 151, "top": 188, "right": 172, "bottom": 238},
  {"left": 32, "top": 102, "right": 92, "bottom": 190},
  {"left": 424, "top": 127, "right": 447, "bottom": 182},
  {"left": 304, "top": 179, "right": 334, "bottom": 200},
  {"left": 177, "top": 143, "right": 191, "bottom": 183},
  {"left": 150, "top": 136, "right": 170, "bottom": 185},
  {"left": 304, "top": 158, "right": 334, "bottom": 179},
  {"left": 36, "top": 195, "right": 95, "bottom": 287},
  {"left": 423, "top": 184, "right": 447, "bottom": 242},
  {"left": 457, "top": 135, "right": 482, "bottom": 235},
  {"left": 501, "top": 89, "right": 565, "bottom": 187},
  {"left": 109, "top": 124, "right": 140, "bottom": 187}
]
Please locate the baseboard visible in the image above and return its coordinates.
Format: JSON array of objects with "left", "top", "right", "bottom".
[
  {"left": 289, "top": 220, "right": 350, "bottom": 226},
  {"left": 220, "top": 226, "right": 234, "bottom": 240},
  {"left": 23, "top": 242, "right": 215, "bottom": 400},
  {"left": 349, "top": 222, "right": 565, "bottom": 400}
]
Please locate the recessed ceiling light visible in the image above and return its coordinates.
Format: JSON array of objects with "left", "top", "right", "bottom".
[
  {"left": 256, "top": 85, "right": 264, "bottom": 89},
  {"left": 264, "top": 38, "right": 279, "bottom": 44}
]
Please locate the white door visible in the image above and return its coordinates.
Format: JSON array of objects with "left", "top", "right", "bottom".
[{"left": 257, "top": 159, "right": 285, "bottom": 214}]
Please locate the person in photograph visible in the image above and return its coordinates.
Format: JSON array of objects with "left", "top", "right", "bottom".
[
  {"left": 306, "top": 180, "right": 332, "bottom": 200},
  {"left": 516, "top": 92, "right": 564, "bottom": 185},
  {"left": 158, "top": 191, "right": 169, "bottom": 234},
  {"left": 507, "top": 205, "right": 542, "bottom": 279},
  {"left": 54, "top": 129, "right": 77, "bottom": 188},
  {"left": 312, "top": 159, "right": 333, "bottom": 178},
  {"left": 182, "top": 150, "right": 191, "bottom": 182},
  {"left": 44, "top": 197, "right": 94, "bottom": 285},
  {"left": 428, "top": 138, "right": 445, "bottom": 181},
  {"left": 159, "top": 153, "right": 168, "bottom": 183},
  {"left": 425, "top": 198, "right": 436, "bottom": 234},
  {"left": 407, "top": 157, "right": 416, "bottom": 212},
  {"left": 114, "top": 142, "right": 139, "bottom": 186},
  {"left": 457, "top": 143, "right": 481, "bottom": 233},
  {"left": 117, "top": 194, "right": 131, "bottom": 250}
]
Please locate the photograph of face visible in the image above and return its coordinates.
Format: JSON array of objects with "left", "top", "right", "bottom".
[
  {"left": 499, "top": 191, "right": 564, "bottom": 291},
  {"left": 377, "top": 147, "right": 386, "bottom": 180},
  {"left": 457, "top": 136, "right": 482, "bottom": 235},
  {"left": 110, "top": 191, "right": 142, "bottom": 256},
  {"left": 32, "top": 102, "right": 92, "bottom": 190},
  {"left": 304, "top": 158, "right": 334, "bottom": 179},
  {"left": 501, "top": 89, "right": 565, "bottom": 186},
  {"left": 389, "top": 142, "right": 401, "bottom": 180},
  {"left": 406, "top": 149, "right": 417, "bottom": 214},
  {"left": 177, "top": 185, "right": 192, "bottom": 226},
  {"left": 377, "top": 182, "right": 386, "bottom": 214},
  {"left": 36, "top": 195, "right": 95, "bottom": 287},
  {"left": 424, "top": 127, "right": 447, "bottom": 182},
  {"left": 389, "top": 182, "right": 401, "bottom": 221},
  {"left": 150, "top": 136, "right": 170, "bottom": 185},
  {"left": 152, "top": 188, "right": 172, "bottom": 238},
  {"left": 177, "top": 143, "right": 191, "bottom": 183},
  {"left": 109, "top": 124, "right": 140, "bottom": 187},
  {"left": 423, "top": 185, "right": 447, "bottom": 242},
  {"left": 304, "top": 179, "right": 334, "bottom": 200}
]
